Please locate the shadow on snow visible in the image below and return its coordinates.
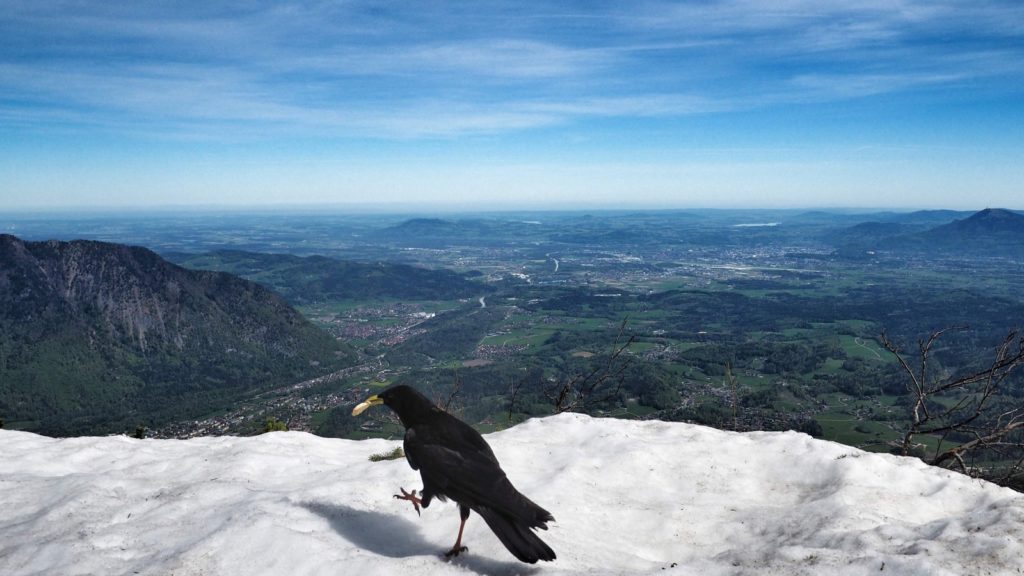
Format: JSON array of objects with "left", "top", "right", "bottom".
[{"left": 300, "top": 501, "right": 540, "bottom": 576}]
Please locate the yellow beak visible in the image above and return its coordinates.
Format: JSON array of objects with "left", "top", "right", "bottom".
[{"left": 352, "top": 394, "right": 384, "bottom": 416}]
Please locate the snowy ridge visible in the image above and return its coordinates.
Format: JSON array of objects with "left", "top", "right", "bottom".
[{"left": 3, "top": 413, "right": 1023, "bottom": 576}]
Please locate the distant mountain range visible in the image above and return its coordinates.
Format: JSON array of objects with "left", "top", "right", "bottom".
[
  {"left": 370, "top": 217, "right": 544, "bottom": 248},
  {"left": 164, "top": 250, "right": 491, "bottom": 304},
  {"left": 826, "top": 208, "right": 1024, "bottom": 257},
  {"left": 922, "top": 208, "right": 1024, "bottom": 243},
  {"left": 0, "top": 235, "right": 354, "bottom": 436}
]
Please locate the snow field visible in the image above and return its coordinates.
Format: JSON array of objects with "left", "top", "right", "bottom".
[{"left": 3, "top": 413, "right": 1023, "bottom": 576}]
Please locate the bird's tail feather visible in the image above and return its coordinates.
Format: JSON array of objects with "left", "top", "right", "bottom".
[{"left": 476, "top": 506, "right": 556, "bottom": 564}]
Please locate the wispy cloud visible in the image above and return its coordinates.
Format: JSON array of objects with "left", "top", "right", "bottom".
[{"left": 1, "top": 1, "right": 1022, "bottom": 140}]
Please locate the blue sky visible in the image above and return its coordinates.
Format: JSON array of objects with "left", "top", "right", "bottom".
[{"left": 2, "top": 1, "right": 1023, "bottom": 211}]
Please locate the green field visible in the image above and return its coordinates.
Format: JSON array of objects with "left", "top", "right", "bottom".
[{"left": 838, "top": 335, "right": 888, "bottom": 362}]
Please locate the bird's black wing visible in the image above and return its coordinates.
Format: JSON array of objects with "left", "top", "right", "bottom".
[
  {"left": 404, "top": 412, "right": 552, "bottom": 527},
  {"left": 404, "top": 412, "right": 497, "bottom": 502},
  {"left": 403, "top": 428, "right": 421, "bottom": 470}
]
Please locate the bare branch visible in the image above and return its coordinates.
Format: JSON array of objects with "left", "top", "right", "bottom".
[
  {"left": 546, "top": 318, "right": 635, "bottom": 413},
  {"left": 433, "top": 367, "right": 462, "bottom": 414},
  {"left": 507, "top": 377, "right": 523, "bottom": 423},
  {"left": 932, "top": 420, "right": 1024, "bottom": 468},
  {"left": 885, "top": 328, "right": 1024, "bottom": 488}
]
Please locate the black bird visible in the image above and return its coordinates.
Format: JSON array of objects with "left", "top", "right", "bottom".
[{"left": 352, "top": 385, "right": 556, "bottom": 563}]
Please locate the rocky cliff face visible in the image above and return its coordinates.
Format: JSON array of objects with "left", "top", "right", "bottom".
[{"left": 0, "top": 235, "right": 352, "bottom": 435}]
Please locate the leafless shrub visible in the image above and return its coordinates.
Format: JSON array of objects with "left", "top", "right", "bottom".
[
  {"left": 882, "top": 328, "right": 1024, "bottom": 486},
  {"left": 433, "top": 367, "right": 463, "bottom": 415},
  {"left": 544, "top": 318, "right": 636, "bottom": 414},
  {"left": 505, "top": 318, "right": 636, "bottom": 419}
]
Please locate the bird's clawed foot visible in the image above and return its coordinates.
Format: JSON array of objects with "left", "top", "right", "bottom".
[
  {"left": 444, "top": 545, "right": 469, "bottom": 559},
  {"left": 393, "top": 487, "right": 422, "bottom": 516}
]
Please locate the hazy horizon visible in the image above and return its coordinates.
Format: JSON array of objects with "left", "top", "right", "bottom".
[
  {"left": 1, "top": 203, "right": 1016, "bottom": 219},
  {"left": 3, "top": 2, "right": 1023, "bottom": 211}
]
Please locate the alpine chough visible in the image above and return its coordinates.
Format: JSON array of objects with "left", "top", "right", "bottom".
[{"left": 352, "top": 385, "right": 556, "bottom": 563}]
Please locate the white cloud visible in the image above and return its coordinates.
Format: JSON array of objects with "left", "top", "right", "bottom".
[{"left": 1, "top": 0, "right": 1023, "bottom": 141}]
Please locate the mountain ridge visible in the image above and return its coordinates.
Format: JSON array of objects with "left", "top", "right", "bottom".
[
  {"left": 0, "top": 235, "right": 353, "bottom": 435},
  {"left": 924, "top": 207, "right": 1024, "bottom": 236},
  {"left": 164, "top": 249, "right": 489, "bottom": 304},
  {"left": 826, "top": 208, "right": 1024, "bottom": 256}
]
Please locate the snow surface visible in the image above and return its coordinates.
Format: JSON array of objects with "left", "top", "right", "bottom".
[{"left": 3, "top": 413, "right": 1024, "bottom": 576}]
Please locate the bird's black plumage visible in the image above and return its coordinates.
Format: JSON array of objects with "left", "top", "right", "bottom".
[{"left": 362, "top": 385, "right": 556, "bottom": 563}]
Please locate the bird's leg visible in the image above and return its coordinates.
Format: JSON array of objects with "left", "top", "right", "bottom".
[
  {"left": 393, "top": 487, "right": 422, "bottom": 516},
  {"left": 444, "top": 505, "right": 471, "bottom": 558},
  {"left": 444, "top": 519, "right": 468, "bottom": 558}
]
